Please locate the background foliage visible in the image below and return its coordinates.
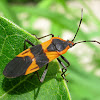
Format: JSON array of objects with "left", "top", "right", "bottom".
[{"left": 0, "top": 0, "right": 100, "bottom": 100}]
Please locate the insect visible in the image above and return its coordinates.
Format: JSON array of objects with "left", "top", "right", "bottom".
[{"left": 3, "top": 9, "right": 100, "bottom": 82}]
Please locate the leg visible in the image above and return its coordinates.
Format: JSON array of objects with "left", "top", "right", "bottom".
[
  {"left": 60, "top": 55, "right": 70, "bottom": 66},
  {"left": 57, "top": 57, "right": 70, "bottom": 82},
  {"left": 36, "top": 64, "right": 49, "bottom": 83},
  {"left": 60, "top": 55, "right": 70, "bottom": 72},
  {"left": 36, "top": 71, "right": 40, "bottom": 81},
  {"left": 40, "top": 64, "right": 49, "bottom": 83},
  {"left": 24, "top": 39, "right": 35, "bottom": 50},
  {"left": 32, "top": 34, "right": 54, "bottom": 40},
  {"left": 57, "top": 58, "right": 68, "bottom": 82}
]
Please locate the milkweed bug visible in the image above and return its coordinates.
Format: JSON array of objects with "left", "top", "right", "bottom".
[{"left": 3, "top": 9, "right": 100, "bottom": 82}]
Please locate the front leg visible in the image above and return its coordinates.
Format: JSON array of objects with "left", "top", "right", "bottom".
[
  {"left": 24, "top": 39, "right": 35, "bottom": 50},
  {"left": 57, "top": 57, "right": 70, "bottom": 82},
  {"left": 32, "top": 34, "right": 54, "bottom": 40},
  {"left": 60, "top": 55, "right": 70, "bottom": 67},
  {"left": 60, "top": 55, "right": 70, "bottom": 72}
]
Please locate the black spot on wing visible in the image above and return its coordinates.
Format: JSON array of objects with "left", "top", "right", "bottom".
[
  {"left": 47, "top": 39, "right": 69, "bottom": 52},
  {"left": 3, "top": 56, "right": 32, "bottom": 78},
  {"left": 35, "top": 53, "right": 49, "bottom": 68},
  {"left": 30, "top": 44, "right": 49, "bottom": 68},
  {"left": 30, "top": 44, "right": 43, "bottom": 57},
  {"left": 47, "top": 43, "right": 57, "bottom": 51}
]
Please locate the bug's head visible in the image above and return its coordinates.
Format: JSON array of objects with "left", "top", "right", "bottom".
[{"left": 66, "top": 40, "right": 74, "bottom": 48}]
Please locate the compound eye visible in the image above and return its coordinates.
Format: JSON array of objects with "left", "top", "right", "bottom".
[
  {"left": 66, "top": 40, "right": 69, "bottom": 42},
  {"left": 69, "top": 43, "right": 73, "bottom": 47}
]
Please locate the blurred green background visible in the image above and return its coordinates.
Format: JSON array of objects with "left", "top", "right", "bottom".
[{"left": 0, "top": 0, "right": 100, "bottom": 100}]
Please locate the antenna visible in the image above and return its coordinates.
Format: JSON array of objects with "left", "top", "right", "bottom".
[
  {"left": 71, "top": 9, "right": 100, "bottom": 46},
  {"left": 73, "top": 40, "right": 100, "bottom": 46},
  {"left": 72, "top": 8, "right": 83, "bottom": 42}
]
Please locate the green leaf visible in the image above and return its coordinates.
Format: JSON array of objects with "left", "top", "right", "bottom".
[
  {"left": 10, "top": 3, "right": 100, "bottom": 100},
  {"left": 0, "top": 17, "right": 71, "bottom": 100}
]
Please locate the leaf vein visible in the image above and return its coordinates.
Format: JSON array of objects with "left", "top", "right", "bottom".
[{"left": 0, "top": 36, "right": 8, "bottom": 55}]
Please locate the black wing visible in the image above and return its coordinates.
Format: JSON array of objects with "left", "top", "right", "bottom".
[{"left": 3, "top": 56, "right": 32, "bottom": 78}]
